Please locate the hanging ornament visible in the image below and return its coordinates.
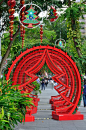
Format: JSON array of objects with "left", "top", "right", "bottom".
[
  {"left": 7, "top": 0, "right": 16, "bottom": 41},
  {"left": 55, "top": 21, "right": 66, "bottom": 47},
  {"left": 55, "top": 32, "right": 66, "bottom": 48},
  {"left": 55, "top": 39, "right": 66, "bottom": 48},
  {"left": 58, "top": 39, "right": 63, "bottom": 47},
  {"left": 18, "top": 3, "right": 43, "bottom": 29},
  {"left": 47, "top": 6, "right": 58, "bottom": 22},
  {"left": 40, "top": 25, "right": 43, "bottom": 43},
  {"left": 22, "top": 5, "right": 40, "bottom": 28},
  {"left": 20, "top": 0, "right": 25, "bottom": 48}
]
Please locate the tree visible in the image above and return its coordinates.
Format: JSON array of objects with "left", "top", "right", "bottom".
[
  {"left": 0, "top": 0, "right": 62, "bottom": 78},
  {"left": 0, "top": 0, "right": 86, "bottom": 77}
]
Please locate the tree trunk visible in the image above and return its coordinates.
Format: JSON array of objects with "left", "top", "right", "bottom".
[
  {"left": 71, "top": 19, "right": 82, "bottom": 58},
  {"left": 0, "top": 27, "right": 20, "bottom": 78},
  {"left": 68, "top": 0, "right": 82, "bottom": 58},
  {"left": 73, "top": 37, "right": 82, "bottom": 57},
  {"left": 68, "top": 0, "right": 71, "bottom": 6}
]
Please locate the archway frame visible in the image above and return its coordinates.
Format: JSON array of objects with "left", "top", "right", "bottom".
[{"left": 6, "top": 45, "right": 82, "bottom": 116}]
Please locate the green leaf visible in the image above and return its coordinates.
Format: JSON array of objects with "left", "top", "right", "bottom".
[
  {"left": 2, "top": 107, "right": 4, "bottom": 118},
  {"left": 1, "top": 120, "right": 9, "bottom": 122}
]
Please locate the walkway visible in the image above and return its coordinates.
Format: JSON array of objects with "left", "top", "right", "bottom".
[{"left": 15, "top": 85, "right": 86, "bottom": 130}]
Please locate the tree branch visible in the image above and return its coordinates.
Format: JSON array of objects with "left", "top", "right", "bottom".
[
  {"left": 0, "top": 0, "right": 4, "bottom": 6},
  {"left": 0, "top": 27, "right": 20, "bottom": 75}
]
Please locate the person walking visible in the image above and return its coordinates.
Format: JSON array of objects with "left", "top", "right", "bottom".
[
  {"left": 84, "top": 74, "right": 86, "bottom": 84},
  {"left": 83, "top": 82, "right": 86, "bottom": 107},
  {"left": 45, "top": 78, "right": 48, "bottom": 87},
  {"left": 41, "top": 77, "right": 45, "bottom": 90},
  {"left": 50, "top": 79, "right": 54, "bottom": 89}
]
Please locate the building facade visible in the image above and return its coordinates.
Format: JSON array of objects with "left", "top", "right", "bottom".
[{"left": 80, "top": 14, "right": 86, "bottom": 37}]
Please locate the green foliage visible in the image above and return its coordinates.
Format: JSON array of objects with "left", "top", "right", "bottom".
[
  {"left": 0, "top": 76, "right": 33, "bottom": 130},
  {"left": 32, "top": 81, "right": 41, "bottom": 95}
]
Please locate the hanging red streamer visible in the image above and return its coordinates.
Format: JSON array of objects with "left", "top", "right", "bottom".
[
  {"left": 20, "top": 0, "right": 25, "bottom": 48},
  {"left": 7, "top": 0, "right": 16, "bottom": 41},
  {"left": 40, "top": 25, "right": 43, "bottom": 43}
]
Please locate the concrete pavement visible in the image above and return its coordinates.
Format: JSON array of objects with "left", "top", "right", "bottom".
[{"left": 14, "top": 85, "right": 86, "bottom": 130}]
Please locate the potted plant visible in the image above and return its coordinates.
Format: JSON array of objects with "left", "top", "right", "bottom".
[{"left": 0, "top": 76, "right": 33, "bottom": 130}]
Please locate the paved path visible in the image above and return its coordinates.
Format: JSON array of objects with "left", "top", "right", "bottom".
[{"left": 15, "top": 85, "right": 86, "bottom": 130}]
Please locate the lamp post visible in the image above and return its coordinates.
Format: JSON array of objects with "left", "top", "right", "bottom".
[{"left": 0, "top": 19, "right": 2, "bottom": 63}]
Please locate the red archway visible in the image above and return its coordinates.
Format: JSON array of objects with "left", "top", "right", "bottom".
[{"left": 6, "top": 45, "right": 83, "bottom": 120}]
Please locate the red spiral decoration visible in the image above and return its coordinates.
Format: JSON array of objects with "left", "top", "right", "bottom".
[
  {"left": 6, "top": 45, "right": 81, "bottom": 117},
  {"left": 20, "top": 0, "right": 25, "bottom": 48},
  {"left": 7, "top": 0, "right": 16, "bottom": 41}
]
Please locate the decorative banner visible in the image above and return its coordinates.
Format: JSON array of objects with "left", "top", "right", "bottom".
[
  {"left": 47, "top": 6, "right": 58, "bottom": 22},
  {"left": 19, "top": 3, "right": 43, "bottom": 29}
]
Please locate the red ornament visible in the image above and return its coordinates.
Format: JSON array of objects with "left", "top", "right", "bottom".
[
  {"left": 9, "top": 21, "right": 14, "bottom": 25},
  {"left": 47, "top": 6, "right": 58, "bottom": 22},
  {"left": 10, "top": 38, "right": 13, "bottom": 41},
  {"left": 40, "top": 37, "right": 42, "bottom": 40},
  {"left": 10, "top": 34, "right": 13, "bottom": 37},
  {"left": 21, "top": 7, "right": 26, "bottom": 12},
  {"left": 40, "top": 34, "right": 43, "bottom": 37},
  {"left": 40, "top": 25, "right": 42, "bottom": 27},
  {"left": 22, "top": 37, "right": 24, "bottom": 40},
  {"left": 20, "top": 0, "right": 25, "bottom": 5},
  {"left": 7, "top": 0, "right": 16, "bottom": 8},
  {"left": 21, "top": 12, "right": 25, "bottom": 17},
  {"left": 9, "top": 15, "right": 14, "bottom": 20},
  {"left": 9, "top": 8, "right": 15, "bottom": 15},
  {"left": 23, "top": 30, "right": 25, "bottom": 34},
  {"left": 9, "top": 25, "right": 13, "bottom": 29},
  {"left": 9, "top": 29, "right": 13, "bottom": 34},
  {"left": 40, "top": 31, "right": 43, "bottom": 35}
]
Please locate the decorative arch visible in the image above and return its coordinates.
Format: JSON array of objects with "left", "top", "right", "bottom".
[{"left": 6, "top": 45, "right": 83, "bottom": 120}]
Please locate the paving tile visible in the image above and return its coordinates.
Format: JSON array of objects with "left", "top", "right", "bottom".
[
  {"left": 76, "top": 128, "right": 86, "bottom": 130},
  {"left": 36, "top": 121, "right": 49, "bottom": 127},
  {"left": 63, "top": 129, "right": 77, "bottom": 130},
  {"left": 36, "top": 128, "right": 49, "bottom": 130},
  {"left": 49, "top": 127, "right": 63, "bottom": 130},
  {"left": 19, "top": 128, "right": 36, "bottom": 130},
  {"left": 14, "top": 88, "right": 86, "bottom": 130},
  {"left": 73, "top": 120, "right": 86, "bottom": 127}
]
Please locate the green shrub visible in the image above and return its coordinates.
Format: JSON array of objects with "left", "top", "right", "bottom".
[
  {"left": 0, "top": 76, "right": 33, "bottom": 130},
  {"left": 32, "top": 81, "right": 41, "bottom": 95}
]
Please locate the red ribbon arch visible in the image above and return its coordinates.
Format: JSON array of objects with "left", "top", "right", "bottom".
[{"left": 6, "top": 45, "right": 81, "bottom": 115}]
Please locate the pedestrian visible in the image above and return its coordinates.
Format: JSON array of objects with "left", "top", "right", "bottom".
[
  {"left": 83, "top": 82, "right": 86, "bottom": 107},
  {"left": 41, "top": 77, "right": 45, "bottom": 90},
  {"left": 36, "top": 77, "right": 40, "bottom": 84},
  {"left": 45, "top": 78, "right": 48, "bottom": 87},
  {"left": 50, "top": 79, "right": 54, "bottom": 89},
  {"left": 84, "top": 74, "right": 86, "bottom": 84}
]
